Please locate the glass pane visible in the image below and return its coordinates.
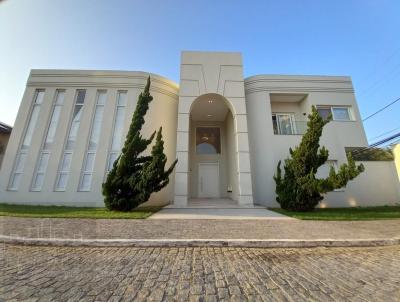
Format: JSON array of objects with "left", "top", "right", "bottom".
[
  {"left": 108, "top": 152, "right": 118, "bottom": 171},
  {"left": 80, "top": 173, "right": 92, "bottom": 191},
  {"left": 88, "top": 106, "right": 104, "bottom": 150},
  {"left": 277, "top": 115, "right": 293, "bottom": 135},
  {"left": 61, "top": 153, "right": 72, "bottom": 171},
  {"left": 117, "top": 92, "right": 127, "bottom": 106},
  {"left": 111, "top": 107, "right": 125, "bottom": 150},
  {"left": 44, "top": 105, "right": 62, "bottom": 148},
  {"left": 35, "top": 90, "right": 45, "bottom": 104},
  {"left": 15, "top": 153, "right": 27, "bottom": 172},
  {"left": 67, "top": 105, "right": 83, "bottom": 149},
  {"left": 55, "top": 90, "right": 65, "bottom": 105},
  {"left": 333, "top": 108, "right": 350, "bottom": 121},
  {"left": 196, "top": 127, "right": 220, "bottom": 154},
  {"left": 317, "top": 108, "right": 331, "bottom": 120},
  {"left": 76, "top": 90, "right": 86, "bottom": 104},
  {"left": 37, "top": 152, "right": 50, "bottom": 172},
  {"left": 272, "top": 115, "right": 278, "bottom": 134},
  {"left": 10, "top": 173, "right": 22, "bottom": 189},
  {"left": 32, "top": 173, "right": 44, "bottom": 190},
  {"left": 22, "top": 105, "right": 40, "bottom": 149},
  {"left": 97, "top": 91, "right": 107, "bottom": 105},
  {"left": 84, "top": 152, "right": 95, "bottom": 172},
  {"left": 56, "top": 173, "right": 68, "bottom": 190}
]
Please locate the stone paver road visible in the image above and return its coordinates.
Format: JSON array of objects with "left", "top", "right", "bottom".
[
  {"left": 2, "top": 217, "right": 400, "bottom": 240},
  {"left": 1, "top": 244, "right": 399, "bottom": 301}
]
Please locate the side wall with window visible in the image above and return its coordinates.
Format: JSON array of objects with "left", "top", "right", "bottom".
[
  {"left": 244, "top": 75, "right": 390, "bottom": 207},
  {"left": 0, "top": 70, "right": 179, "bottom": 206}
]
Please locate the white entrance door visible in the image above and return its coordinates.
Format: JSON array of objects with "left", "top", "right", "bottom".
[{"left": 198, "top": 163, "right": 219, "bottom": 198}]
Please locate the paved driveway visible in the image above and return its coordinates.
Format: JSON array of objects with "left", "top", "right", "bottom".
[{"left": 1, "top": 244, "right": 399, "bottom": 301}]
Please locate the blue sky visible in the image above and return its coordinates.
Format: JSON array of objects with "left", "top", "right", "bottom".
[{"left": 0, "top": 0, "right": 399, "bottom": 144}]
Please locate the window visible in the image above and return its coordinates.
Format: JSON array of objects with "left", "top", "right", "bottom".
[
  {"left": 317, "top": 106, "right": 353, "bottom": 121},
  {"left": 66, "top": 90, "right": 86, "bottom": 150},
  {"left": 196, "top": 127, "right": 221, "bottom": 154},
  {"left": 79, "top": 90, "right": 106, "bottom": 191},
  {"left": 272, "top": 113, "right": 296, "bottom": 135},
  {"left": 43, "top": 90, "right": 65, "bottom": 149},
  {"left": 316, "top": 107, "right": 331, "bottom": 120},
  {"left": 32, "top": 152, "right": 50, "bottom": 191},
  {"left": 107, "top": 91, "right": 127, "bottom": 171},
  {"left": 9, "top": 89, "right": 44, "bottom": 190},
  {"left": 332, "top": 107, "right": 351, "bottom": 121},
  {"left": 9, "top": 153, "right": 27, "bottom": 190},
  {"left": 55, "top": 90, "right": 86, "bottom": 191},
  {"left": 32, "top": 90, "right": 65, "bottom": 191}
]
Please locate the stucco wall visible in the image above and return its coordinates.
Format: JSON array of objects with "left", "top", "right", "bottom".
[
  {"left": 0, "top": 70, "right": 178, "bottom": 206},
  {"left": 226, "top": 113, "right": 239, "bottom": 201},
  {"left": 245, "top": 74, "right": 398, "bottom": 207},
  {"left": 320, "top": 161, "right": 400, "bottom": 207}
]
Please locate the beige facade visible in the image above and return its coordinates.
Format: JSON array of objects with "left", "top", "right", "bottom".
[{"left": 0, "top": 51, "right": 399, "bottom": 207}]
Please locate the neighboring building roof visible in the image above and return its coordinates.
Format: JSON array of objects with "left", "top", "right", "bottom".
[{"left": 0, "top": 121, "right": 12, "bottom": 134}]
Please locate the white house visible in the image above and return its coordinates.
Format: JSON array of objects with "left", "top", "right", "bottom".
[{"left": 1, "top": 51, "right": 399, "bottom": 208}]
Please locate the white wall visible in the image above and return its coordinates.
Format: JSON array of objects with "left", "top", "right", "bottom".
[
  {"left": 0, "top": 70, "right": 179, "bottom": 207},
  {"left": 320, "top": 161, "right": 400, "bottom": 207},
  {"left": 245, "top": 74, "right": 399, "bottom": 207},
  {"left": 226, "top": 113, "right": 239, "bottom": 200}
]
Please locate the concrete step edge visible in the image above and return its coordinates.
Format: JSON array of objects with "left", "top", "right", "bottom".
[{"left": 1, "top": 235, "right": 399, "bottom": 248}]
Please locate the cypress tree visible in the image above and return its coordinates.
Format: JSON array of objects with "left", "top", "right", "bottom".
[
  {"left": 102, "top": 77, "right": 177, "bottom": 211},
  {"left": 274, "top": 106, "right": 364, "bottom": 211}
]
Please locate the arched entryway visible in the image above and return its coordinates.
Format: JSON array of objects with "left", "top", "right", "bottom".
[
  {"left": 188, "top": 93, "right": 239, "bottom": 201},
  {"left": 173, "top": 51, "right": 253, "bottom": 207}
]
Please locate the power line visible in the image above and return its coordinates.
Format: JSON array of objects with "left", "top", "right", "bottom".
[
  {"left": 362, "top": 97, "right": 400, "bottom": 121},
  {"left": 369, "top": 132, "right": 400, "bottom": 147},
  {"left": 390, "top": 139, "right": 400, "bottom": 146},
  {"left": 349, "top": 132, "right": 400, "bottom": 156},
  {"left": 359, "top": 48, "right": 400, "bottom": 85},
  {"left": 369, "top": 125, "right": 400, "bottom": 142},
  {"left": 358, "top": 63, "right": 400, "bottom": 98}
]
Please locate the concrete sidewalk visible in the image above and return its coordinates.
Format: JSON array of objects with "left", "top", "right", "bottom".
[{"left": 149, "top": 207, "right": 291, "bottom": 219}]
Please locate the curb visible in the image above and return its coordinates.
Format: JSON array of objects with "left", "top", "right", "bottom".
[{"left": 1, "top": 235, "right": 399, "bottom": 248}]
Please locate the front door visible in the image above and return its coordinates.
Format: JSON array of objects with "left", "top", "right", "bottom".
[{"left": 198, "top": 163, "right": 219, "bottom": 198}]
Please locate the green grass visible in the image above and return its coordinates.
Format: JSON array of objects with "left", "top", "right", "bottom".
[
  {"left": 270, "top": 206, "right": 400, "bottom": 220},
  {"left": 0, "top": 203, "right": 162, "bottom": 219}
]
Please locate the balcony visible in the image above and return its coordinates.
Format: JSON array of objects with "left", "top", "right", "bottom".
[
  {"left": 272, "top": 115, "right": 307, "bottom": 135},
  {"left": 270, "top": 93, "right": 308, "bottom": 135}
]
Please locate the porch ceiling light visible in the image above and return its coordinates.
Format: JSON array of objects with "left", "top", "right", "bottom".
[
  {"left": 207, "top": 114, "right": 213, "bottom": 118},
  {"left": 208, "top": 100, "right": 213, "bottom": 103}
]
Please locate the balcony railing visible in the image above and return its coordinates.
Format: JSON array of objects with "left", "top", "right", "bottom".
[{"left": 273, "top": 121, "right": 307, "bottom": 135}]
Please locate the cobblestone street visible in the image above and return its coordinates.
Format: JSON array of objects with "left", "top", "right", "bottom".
[
  {"left": 2, "top": 216, "right": 400, "bottom": 240},
  {"left": 1, "top": 244, "right": 399, "bottom": 301}
]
